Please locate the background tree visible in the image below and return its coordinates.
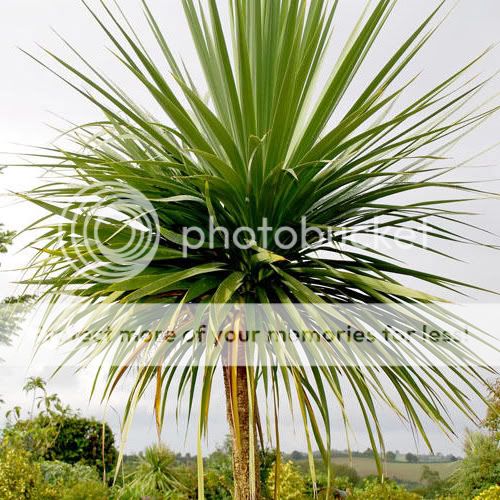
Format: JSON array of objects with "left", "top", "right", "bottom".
[
  {"left": 417, "top": 465, "right": 448, "bottom": 498},
  {"left": 3, "top": 379, "right": 117, "bottom": 476},
  {"left": 21, "top": 1, "right": 499, "bottom": 499},
  {"left": 5, "top": 414, "right": 117, "bottom": 477}
]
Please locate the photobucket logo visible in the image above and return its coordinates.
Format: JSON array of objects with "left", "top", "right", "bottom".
[
  {"left": 182, "top": 217, "right": 323, "bottom": 257},
  {"left": 181, "top": 217, "right": 429, "bottom": 257}
]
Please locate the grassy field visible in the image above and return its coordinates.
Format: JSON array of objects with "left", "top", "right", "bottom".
[
  {"left": 295, "top": 457, "right": 460, "bottom": 484},
  {"left": 332, "top": 456, "right": 460, "bottom": 482}
]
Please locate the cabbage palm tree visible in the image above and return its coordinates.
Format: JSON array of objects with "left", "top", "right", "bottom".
[
  {"left": 21, "top": 1, "right": 498, "bottom": 499},
  {"left": 126, "top": 445, "right": 187, "bottom": 499}
]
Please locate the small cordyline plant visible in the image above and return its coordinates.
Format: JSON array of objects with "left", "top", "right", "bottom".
[{"left": 18, "top": 1, "right": 499, "bottom": 499}]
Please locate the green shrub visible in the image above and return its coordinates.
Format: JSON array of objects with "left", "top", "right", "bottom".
[
  {"left": 351, "top": 478, "right": 422, "bottom": 499},
  {"left": 40, "top": 459, "right": 110, "bottom": 499},
  {"left": 259, "top": 448, "right": 278, "bottom": 500},
  {"left": 474, "top": 485, "right": 500, "bottom": 500},
  {"left": 113, "top": 482, "right": 189, "bottom": 500},
  {"left": 333, "top": 464, "right": 360, "bottom": 486},
  {"left": 41, "top": 460, "right": 100, "bottom": 485},
  {"left": 306, "top": 473, "right": 356, "bottom": 499},
  {"left": 267, "top": 460, "right": 307, "bottom": 500},
  {"left": 0, "top": 445, "right": 57, "bottom": 500},
  {"left": 5, "top": 414, "right": 117, "bottom": 475},
  {"left": 449, "top": 432, "right": 500, "bottom": 498},
  {"left": 204, "top": 469, "right": 233, "bottom": 500},
  {"left": 333, "top": 475, "right": 356, "bottom": 491},
  {"left": 204, "top": 439, "right": 233, "bottom": 499},
  {"left": 60, "top": 480, "right": 110, "bottom": 500}
]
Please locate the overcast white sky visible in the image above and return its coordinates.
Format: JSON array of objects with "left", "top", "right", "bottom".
[{"left": 0, "top": 0, "right": 499, "bottom": 457}]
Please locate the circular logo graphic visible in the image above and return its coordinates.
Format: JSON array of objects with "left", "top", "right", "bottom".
[{"left": 59, "top": 181, "right": 160, "bottom": 284}]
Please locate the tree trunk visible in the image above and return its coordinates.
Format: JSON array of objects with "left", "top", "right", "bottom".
[{"left": 223, "top": 364, "right": 260, "bottom": 500}]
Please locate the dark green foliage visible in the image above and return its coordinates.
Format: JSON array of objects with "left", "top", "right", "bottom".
[
  {"left": 6, "top": 415, "right": 117, "bottom": 476},
  {"left": 45, "top": 415, "right": 117, "bottom": 475}
]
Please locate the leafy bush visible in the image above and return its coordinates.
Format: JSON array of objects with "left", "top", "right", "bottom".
[
  {"left": 351, "top": 478, "right": 422, "bottom": 499},
  {"left": 41, "top": 459, "right": 110, "bottom": 499},
  {"left": 414, "top": 465, "right": 449, "bottom": 498},
  {"left": 41, "top": 460, "right": 100, "bottom": 485},
  {"left": 333, "top": 463, "right": 360, "bottom": 485},
  {"left": 5, "top": 414, "right": 117, "bottom": 475},
  {"left": 113, "top": 482, "right": 189, "bottom": 500},
  {"left": 302, "top": 463, "right": 359, "bottom": 499},
  {"left": 474, "top": 485, "right": 500, "bottom": 499},
  {"left": 204, "top": 469, "right": 233, "bottom": 500},
  {"left": 333, "top": 475, "right": 356, "bottom": 491},
  {"left": 0, "top": 445, "right": 57, "bottom": 500},
  {"left": 259, "top": 448, "right": 278, "bottom": 499},
  {"left": 60, "top": 480, "right": 110, "bottom": 500},
  {"left": 267, "top": 460, "right": 307, "bottom": 500},
  {"left": 204, "top": 438, "right": 234, "bottom": 499},
  {"left": 449, "top": 432, "right": 500, "bottom": 498}
]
